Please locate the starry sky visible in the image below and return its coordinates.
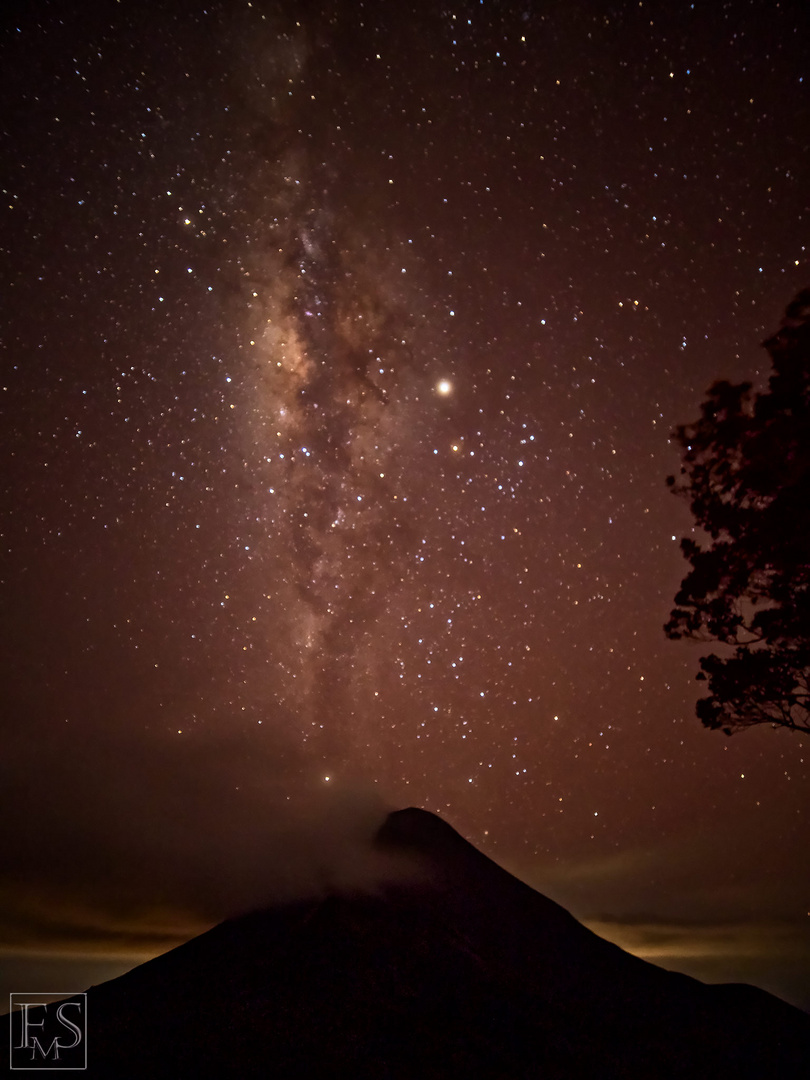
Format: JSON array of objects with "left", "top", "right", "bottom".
[{"left": 2, "top": 0, "right": 809, "bottom": 1011}]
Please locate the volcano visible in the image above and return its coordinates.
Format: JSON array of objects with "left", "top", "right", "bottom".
[{"left": 6, "top": 807, "right": 810, "bottom": 1077}]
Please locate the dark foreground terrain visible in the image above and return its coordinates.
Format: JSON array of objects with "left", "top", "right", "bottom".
[{"left": 6, "top": 807, "right": 810, "bottom": 1077}]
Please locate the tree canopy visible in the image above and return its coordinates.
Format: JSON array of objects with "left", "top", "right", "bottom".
[{"left": 666, "top": 289, "right": 810, "bottom": 737}]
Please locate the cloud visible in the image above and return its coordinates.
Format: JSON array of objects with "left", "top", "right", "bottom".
[
  {"left": 0, "top": 721, "right": 419, "bottom": 958},
  {"left": 586, "top": 916, "right": 810, "bottom": 962},
  {"left": 507, "top": 824, "right": 810, "bottom": 927},
  {"left": 587, "top": 915, "right": 810, "bottom": 1012}
]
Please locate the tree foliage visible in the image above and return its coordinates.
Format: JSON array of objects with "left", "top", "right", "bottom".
[{"left": 665, "top": 289, "right": 810, "bottom": 737}]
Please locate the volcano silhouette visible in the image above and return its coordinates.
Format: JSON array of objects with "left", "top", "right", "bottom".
[{"left": 6, "top": 808, "right": 810, "bottom": 1077}]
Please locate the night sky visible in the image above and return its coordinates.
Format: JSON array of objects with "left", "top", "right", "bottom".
[{"left": 2, "top": 1, "right": 809, "bottom": 1011}]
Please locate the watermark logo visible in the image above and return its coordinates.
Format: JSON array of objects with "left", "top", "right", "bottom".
[{"left": 9, "top": 993, "right": 87, "bottom": 1071}]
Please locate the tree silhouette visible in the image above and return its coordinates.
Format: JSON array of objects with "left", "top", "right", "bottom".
[{"left": 665, "top": 289, "right": 810, "bottom": 737}]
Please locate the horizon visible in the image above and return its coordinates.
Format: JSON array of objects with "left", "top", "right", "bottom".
[{"left": 2, "top": 795, "right": 809, "bottom": 1014}]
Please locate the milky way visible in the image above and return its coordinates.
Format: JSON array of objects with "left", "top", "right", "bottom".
[
  {"left": 243, "top": 209, "right": 423, "bottom": 755},
  {"left": 212, "top": 22, "right": 437, "bottom": 761}
]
